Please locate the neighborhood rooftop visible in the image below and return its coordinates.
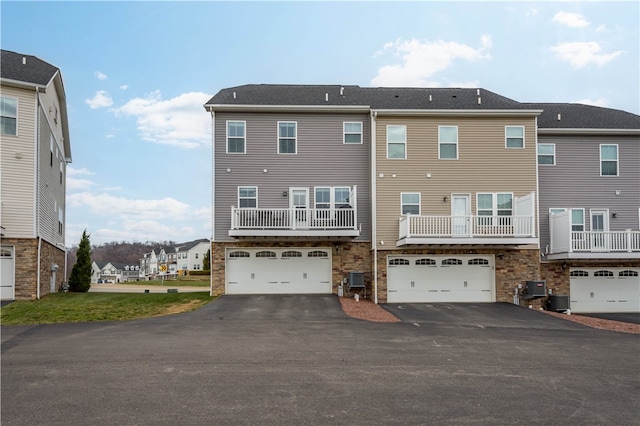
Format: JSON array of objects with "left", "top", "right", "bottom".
[{"left": 1, "top": 49, "right": 60, "bottom": 87}]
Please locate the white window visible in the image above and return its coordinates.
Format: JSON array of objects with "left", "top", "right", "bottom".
[
  {"left": 343, "top": 122, "right": 363, "bottom": 144},
  {"left": 571, "top": 209, "right": 584, "bottom": 232},
  {"left": 538, "top": 143, "right": 555, "bottom": 165},
  {"left": 0, "top": 96, "right": 17, "bottom": 136},
  {"left": 438, "top": 126, "right": 458, "bottom": 159},
  {"left": 314, "top": 186, "right": 351, "bottom": 219},
  {"left": 60, "top": 161, "right": 64, "bottom": 184},
  {"left": 238, "top": 186, "right": 257, "bottom": 208},
  {"left": 401, "top": 193, "right": 420, "bottom": 215},
  {"left": 58, "top": 207, "right": 64, "bottom": 235},
  {"left": 549, "top": 208, "right": 567, "bottom": 215},
  {"left": 226, "top": 121, "right": 246, "bottom": 154},
  {"left": 278, "top": 122, "right": 297, "bottom": 154},
  {"left": 387, "top": 125, "right": 406, "bottom": 159},
  {"left": 600, "top": 144, "right": 618, "bottom": 176},
  {"left": 477, "top": 193, "right": 513, "bottom": 225},
  {"left": 505, "top": 126, "right": 524, "bottom": 148},
  {"left": 50, "top": 135, "right": 54, "bottom": 167}
]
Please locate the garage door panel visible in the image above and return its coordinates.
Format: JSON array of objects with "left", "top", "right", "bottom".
[
  {"left": 387, "top": 255, "right": 494, "bottom": 303},
  {"left": 226, "top": 248, "right": 332, "bottom": 294},
  {"left": 570, "top": 267, "right": 640, "bottom": 313}
]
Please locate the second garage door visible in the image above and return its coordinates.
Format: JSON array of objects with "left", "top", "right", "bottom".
[
  {"left": 387, "top": 254, "right": 495, "bottom": 303},
  {"left": 226, "top": 247, "right": 332, "bottom": 294},
  {"left": 570, "top": 267, "right": 640, "bottom": 313}
]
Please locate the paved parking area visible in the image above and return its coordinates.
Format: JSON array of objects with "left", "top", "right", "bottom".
[{"left": 2, "top": 295, "right": 638, "bottom": 425}]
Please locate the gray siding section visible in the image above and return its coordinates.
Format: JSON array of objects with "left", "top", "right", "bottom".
[
  {"left": 214, "top": 112, "right": 371, "bottom": 242},
  {"left": 538, "top": 134, "right": 640, "bottom": 252}
]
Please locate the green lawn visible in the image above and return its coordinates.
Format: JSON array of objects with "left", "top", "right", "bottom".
[
  {"left": 0, "top": 292, "right": 214, "bottom": 325},
  {"left": 116, "top": 278, "right": 210, "bottom": 287}
]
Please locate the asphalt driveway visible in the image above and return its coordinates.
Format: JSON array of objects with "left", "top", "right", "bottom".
[{"left": 2, "top": 295, "right": 638, "bottom": 425}]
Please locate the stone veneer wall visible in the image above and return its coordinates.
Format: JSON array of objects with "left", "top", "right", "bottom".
[
  {"left": 374, "top": 248, "right": 542, "bottom": 305},
  {"left": 2, "top": 238, "right": 65, "bottom": 300},
  {"left": 210, "top": 241, "right": 372, "bottom": 296}
]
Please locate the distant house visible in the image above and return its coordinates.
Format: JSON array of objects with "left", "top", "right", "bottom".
[
  {"left": 1, "top": 49, "right": 71, "bottom": 300},
  {"left": 91, "top": 261, "right": 142, "bottom": 283},
  {"left": 138, "top": 239, "right": 210, "bottom": 280}
]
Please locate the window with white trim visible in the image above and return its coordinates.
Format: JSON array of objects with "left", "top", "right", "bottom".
[
  {"left": 0, "top": 96, "right": 17, "bottom": 136},
  {"left": 571, "top": 209, "right": 584, "bottom": 232},
  {"left": 538, "top": 143, "right": 555, "bottom": 165},
  {"left": 58, "top": 207, "right": 64, "bottom": 235},
  {"left": 401, "top": 193, "right": 420, "bottom": 215},
  {"left": 439, "top": 126, "right": 458, "bottom": 159},
  {"left": 278, "top": 121, "right": 297, "bottom": 154},
  {"left": 226, "top": 121, "right": 246, "bottom": 153},
  {"left": 477, "top": 193, "right": 513, "bottom": 225},
  {"left": 60, "top": 161, "right": 64, "bottom": 184},
  {"left": 314, "top": 186, "right": 351, "bottom": 220},
  {"left": 549, "top": 208, "right": 566, "bottom": 215},
  {"left": 600, "top": 144, "right": 618, "bottom": 176},
  {"left": 343, "top": 122, "right": 362, "bottom": 144},
  {"left": 387, "top": 125, "right": 406, "bottom": 159},
  {"left": 50, "top": 135, "right": 54, "bottom": 167},
  {"left": 238, "top": 186, "right": 257, "bottom": 208},
  {"left": 505, "top": 126, "right": 524, "bottom": 148}
]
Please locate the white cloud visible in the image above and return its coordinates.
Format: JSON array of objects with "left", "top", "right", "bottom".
[
  {"left": 595, "top": 24, "right": 607, "bottom": 33},
  {"left": 552, "top": 11, "right": 590, "bottom": 28},
  {"left": 66, "top": 177, "right": 96, "bottom": 191},
  {"left": 114, "top": 91, "right": 212, "bottom": 149},
  {"left": 550, "top": 42, "right": 623, "bottom": 68},
  {"left": 526, "top": 8, "right": 538, "bottom": 17},
  {"left": 448, "top": 80, "right": 480, "bottom": 88},
  {"left": 67, "top": 166, "right": 95, "bottom": 176},
  {"left": 85, "top": 90, "right": 113, "bottom": 109},
  {"left": 120, "top": 85, "right": 129, "bottom": 90},
  {"left": 371, "top": 35, "right": 492, "bottom": 87},
  {"left": 95, "top": 71, "right": 108, "bottom": 80},
  {"left": 573, "top": 97, "right": 609, "bottom": 108}
]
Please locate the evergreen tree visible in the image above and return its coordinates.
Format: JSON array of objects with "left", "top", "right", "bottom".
[
  {"left": 203, "top": 249, "right": 211, "bottom": 272},
  {"left": 68, "top": 230, "right": 92, "bottom": 292}
]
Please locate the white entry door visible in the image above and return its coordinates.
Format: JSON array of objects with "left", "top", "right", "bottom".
[
  {"left": 451, "top": 194, "right": 470, "bottom": 236},
  {"left": 590, "top": 209, "right": 609, "bottom": 250},
  {"left": 290, "top": 188, "right": 309, "bottom": 229}
]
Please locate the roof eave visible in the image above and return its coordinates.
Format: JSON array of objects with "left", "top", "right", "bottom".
[
  {"left": 372, "top": 109, "right": 543, "bottom": 117},
  {"left": 538, "top": 128, "right": 640, "bottom": 135},
  {"left": 203, "top": 103, "right": 371, "bottom": 113},
  {"left": 1, "top": 77, "right": 47, "bottom": 91}
]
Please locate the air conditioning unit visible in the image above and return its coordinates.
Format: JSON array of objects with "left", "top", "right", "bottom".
[
  {"left": 522, "top": 280, "right": 546, "bottom": 299},
  {"left": 547, "top": 295, "right": 570, "bottom": 312}
]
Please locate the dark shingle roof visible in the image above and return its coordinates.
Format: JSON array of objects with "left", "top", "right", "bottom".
[
  {"left": 205, "top": 84, "right": 529, "bottom": 110},
  {"left": 1, "top": 49, "right": 59, "bottom": 86},
  {"left": 524, "top": 103, "right": 640, "bottom": 130}
]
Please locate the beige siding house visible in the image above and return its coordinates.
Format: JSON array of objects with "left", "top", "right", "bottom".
[{"left": 1, "top": 50, "right": 71, "bottom": 300}]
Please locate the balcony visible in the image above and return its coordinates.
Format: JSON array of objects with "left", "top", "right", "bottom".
[
  {"left": 549, "top": 212, "right": 640, "bottom": 260},
  {"left": 229, "top": 207, "right": 360, "bottom": 237},
  {"left": 398, "top": 214, "right": 537, "bottom": 246}
]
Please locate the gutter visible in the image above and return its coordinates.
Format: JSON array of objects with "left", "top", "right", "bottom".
[
  {"left": 204, "top": 104, "right": 371, "bottom": 114},
  {"left": 538, "top": 128, "right": 640, "bottom": 136},
  {"left": 373, "top": 108, "right": 544, "bottom": 117}
]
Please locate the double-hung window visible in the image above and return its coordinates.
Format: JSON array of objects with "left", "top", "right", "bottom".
[
  {"left": 278, "top": 122, "right": 297, "bottom": 154},
  {"left": 571, "top": 209, "right": 585, "bottom": 232},
  {"left": 600, "top": 144, "right": 618, "bottom": 176},
  {"left": 314, "top": 186, "right": 351, "bottom": 221},
  {"left": 227, "top": 121, "right": 246, "bottom": 153},
  {"left": 387, "top": 125, "right": 406, "bottom": 159},
  {"left": 538, "top": 143, "right": 555, "bottom": 165},
  {"left": 505, "top": 126, "right": 524, "bottom": 148},
  {"left": 476, "top": 193, "right": 513, "bottom": 226},
  {"left": 401, "top": 193, "right": 420, "bottom": 215},
  {"left": 438, "top": 126, "right": 458, "bottom": 159},
  {"left": 0, "top": 97, "right": 17, "bottom": 136},
  {"left": 343, "top": 122, "right": 363, "bottom": 144},
  {"left": 238, "top": 186, "right": 257, "bottom": 208}
]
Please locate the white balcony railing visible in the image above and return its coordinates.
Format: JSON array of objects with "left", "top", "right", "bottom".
[
  {"left": 230, "top": 207, "right": 358, "bottom": 232},
  {"left": 568, "top": 231, "right": 640, "bottom": 253},
  {"left": 399, "top": 215, "right": 535, "bottom": 240}
]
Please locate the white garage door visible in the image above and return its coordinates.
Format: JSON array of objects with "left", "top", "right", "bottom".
[
  {"left": 570, "top": 267, "right": 640, "bottom": 313},
  {"left": 387, "top": 254, "right": 495, "bottom": 303},
  {"left": 226, "top": 247, "right": 332, "bottom": 294},
  {"left": 1, "top": 246, "right": 15, "bottom": 301}
]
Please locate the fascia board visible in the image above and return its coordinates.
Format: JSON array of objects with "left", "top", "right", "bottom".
[
  {"left": 203, "top": 104, "right": 371, "bottom": 113},
  {"left": 373, "top": 109, "right": 543, "bottom": 117},
  {"left": 1, "top": 77, "right": 47, "bottom": 91},
  {"left": 538, "top": 128, "right": 640, "bottom": 136}
]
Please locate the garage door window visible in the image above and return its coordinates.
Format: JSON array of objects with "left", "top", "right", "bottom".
[
  {"left": 229, "top": 251, "right": 250, "bottom": 258},
  {"left": 594, "top": 270, "right": 613, "bottom": 277},
  {"left": 442, "top": 258, "right": 462, "bottom": 265},
  {"left": 415, "top": 258, "right": 436, "bottom": 266},
  {"left": 389, "top": 258, "right": 410, "bottom": 266},
  {"left": 468, "top": 258, "right": 489, "bottom": 265},
  {"left": 256, "top": 251, "right": 276, "bottom": 258},
  {"left": 570, "top": 270, "right": 589, "bottom": 277},
  {"left": 308, "top": 250, "right": 329, "bottom": 258},
  {"left": 620, "top": 270, "right": 639, "bottom": 277},
  {"left": 282, "top": 250, "right": 302, "bottom": 258}
]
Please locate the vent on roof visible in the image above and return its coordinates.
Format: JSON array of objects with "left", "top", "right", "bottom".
[
  {"left": 22, "top": 57, "right": 26, "bottom": 65},
  {"left": 478, "top": 97, "right": 482, "bottom": 105},
  {"left": 325, "top": 93, "right": 328, "bottom": 102},
  {"left": 476, "top": 89, "right": 480, "bottom": 96},
  {"left": 233, "top": 91, "right": 236, "bottom": 99},
  {"left": 340, "top": 87, "right": 344, "bottom": 96},
  {"left": 429, "top": 94, "right": 432, "bottom": 102},
  {"left": 557, "top": 113, "right": 562, "bottom": 121}
]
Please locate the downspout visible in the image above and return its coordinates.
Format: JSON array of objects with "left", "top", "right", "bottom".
[
  {"left": 371, "top": 111, "right": 378, "bottom": 304},
  {"left": 209, "top": 109, "right": 215, "bottom": 297},
  {"left": 35, "top": 88, "right": 41, "bottom": 299},
  {"left": 37, "top": 237, "right": 42, "bottom": 299}
]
